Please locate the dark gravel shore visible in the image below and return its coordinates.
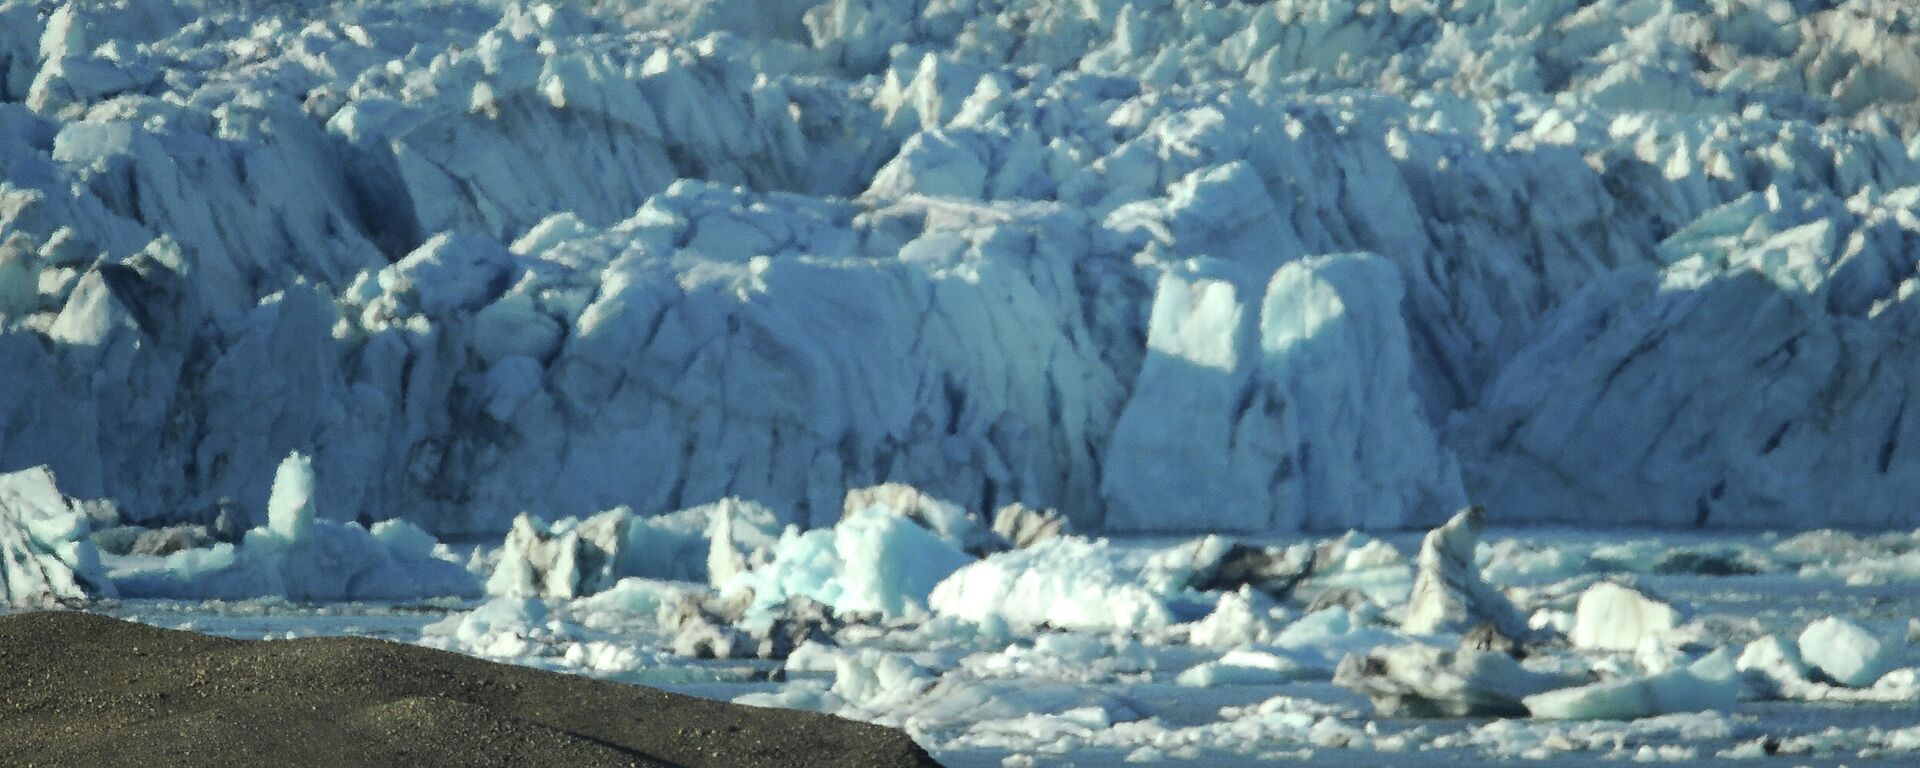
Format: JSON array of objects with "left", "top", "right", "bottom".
[{"left": 0, "top": 612, "right": 941, "bottom": 768}]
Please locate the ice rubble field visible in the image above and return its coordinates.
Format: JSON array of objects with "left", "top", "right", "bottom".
[
  {"left": 4, "top": 0, "right": 1920, "bottom": 763},
  {"left": 8, "top": 460, "right": 1920, "bottom": 765}
]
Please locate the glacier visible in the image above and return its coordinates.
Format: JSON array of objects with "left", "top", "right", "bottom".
[
  {"left": 1, "top": 0, "right": 1917, "bottom": 536},
  {"left": 10, "top": 1, "right": 1920, "bottom": 765}
]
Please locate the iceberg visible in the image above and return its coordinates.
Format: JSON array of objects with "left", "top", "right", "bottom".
[
  {"left": 486, "top": 498, "right": 780, "bottom": 599},
  {"left": 1402, "top": 507, "right": 1530, "bottom": 639},
  {"left": 1524, "top": 651, "right": 1742, "bottom": 721},
  {"left": 1570, "top": 582, "right": 1682, "bottom": 652},
  {"left": 729, "top": 504, "right": 974, "bottom": 620},
  {"left": 929, "top": 536, "right": 1189, "bottom": 633},
  {"left": 0, "top": 466, "right": 114, "bottom": 606},
  {"left": 113, "top": 453, "right": 476, "bottom": 601},
  {"left": 1798, "top": 616, "right": 1898, "bottom": 688},
  {"left": 1335, "top": 643, "right": 1581, "bottom": 718},
  {"left": 1185, "top": 586, "right": 1291, "bottom": 649},
  {"left": 842, "top": 483, "right": 1006, "bottom": 556}
]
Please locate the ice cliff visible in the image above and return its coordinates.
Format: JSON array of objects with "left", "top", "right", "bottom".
[{"left": 2, "top": 0, "right": 1919, "bottom": 535}]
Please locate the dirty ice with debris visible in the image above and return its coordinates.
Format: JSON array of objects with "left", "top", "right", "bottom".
[{"left": 3, "top": 0, "right": 1920, "bottom": 764}]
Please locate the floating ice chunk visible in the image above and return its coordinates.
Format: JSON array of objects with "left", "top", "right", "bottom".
[
  {"left": 1271, "top": 605, "right": 1406, "bottom": 673},
  {"left": 1335, "top": 644, "right": 1580, "bottom": 717},
  {"left": 1402, "top": 506, "right": 1530, "bottom": 639},
  {"left": 652, "top": 587, "right": 830, "bottom": 662},
  {"left": 740, "top": 596, "right": 843, "bottom": 660},
  {"left": 959, "top": 632, "right": 1156, "bottom": 684},
  {"left": 1186, "top": 586, "right": 1290, "bottom": 648},
  {"left": 571, "top": 577, "right": 706, "bottom": 622},
  {"left": 844, "top": 483, "right": 1005, "bottom": 556},
  {"left": 1524, "top": 650, "right": 1741, "bottom": 720},
  {"left": 1798, "top": 616, "right": 1897, "bottom": 688},
  {"left": 1466, "top": 711, "right": 1739, "bottom": 761},
  {"left": 1571, "top": 582, "right": 1682, "bottom": 652},
  {"left": 423, "top": 597, "right": 565, "bottom": 660},
  {"left": 265, "top": 451, "right": 317, "bottom": 541},
  {"left": 421, "top": 588, "right": 696, "bottom": 677},
  {"left": 1531, "top": 608, "right": 1576, "bottom": 636},
  {"left": 831, "top": 649, "right": 937, "bottom": 711},
  {"left": 1727, "top": 633, "right": 1914, "bottom": 702},
  {"left": 1736, "top": 633, "right": 1812, "bottom": 698},
  {"left": 486, "top": 510, "right": 625, "bottom": 599},
  {"left": 705, "top": 498, "right": 782, "bottom": 586},
  {"left": 1291, "top": 534, "right": 1413, "bottom": 608},
  {"left": 733, "top": 505, "right": 973, "bottom": 619},
  {"left": 1481, "top": 540, "right": 1593, "bottom": 586},
  {"left": 1275, "top": 605, "right": 1364, "bottom": 648},
  {"left": 0, "top": 466, "right": 114, "bottom": 606},
  {"left": 930, "top": 536, "right": 1185, "bottom": 632},
  {"left": 488, "top": 498, "right": 781, "bottom": 598},
  {"left": 113, "top": 453, "right": 475, "bottom": 601},
  {"left": 1652, "top": 547, "right": 1767, "bottom": 576},
  {"left": 1177, "top": 649, "right": 1308, "bottom": 687},
  {"left": 636, "top": 500, "right": 780, "bottom": 583}
]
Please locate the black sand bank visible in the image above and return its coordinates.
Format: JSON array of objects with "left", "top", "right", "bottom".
[{"left": 0, "top": 612, "right": 940, "bottom": 767}]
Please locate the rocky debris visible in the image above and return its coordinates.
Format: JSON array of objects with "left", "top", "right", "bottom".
[
  {"left": 1186, "top": 541, "right": 1314, "bottom": 596},
  {"left": 127, "top": 524, "right": 217, "bottom": 557},
  {"left": 1462, "top": 623, "right": 1527, "bottom": 659},
  {"left": 490, "top": 500, "right": 782, "bottom": 599},
  {"left": 1401, "top": 507, "right": 1529, "bottom": 639},
  {"left": 754, "top": 596, "right": 844, "bottom": 660},
  {"left": 990, "top": 503, "right": 1067, "bottom": 550},
  {"left": 488, "top": 510, "right": 625, "bottom": 600},
  {"left": 665, "top": 592, "right": 842, "bottom": 661},
  {"left": 664, "top": 594, "right": 752, "bottom": 660},
  {"left": 1653, "top": 548, "right": 1766, "bottom": 576},
  {"left": 88, "top": 525, "right": 142, "bottom": 556}
]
